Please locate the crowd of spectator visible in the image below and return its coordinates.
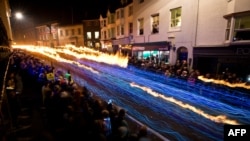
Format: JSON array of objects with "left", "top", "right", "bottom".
[
  {"left": 3, "top": 50, "right": 248, "bottom": 141},
  {"left": 4, "top": 50, "right": 154, "bottom": 141},
  {"left": 128, "top": 55, "right": 247, "bottom": 84}
]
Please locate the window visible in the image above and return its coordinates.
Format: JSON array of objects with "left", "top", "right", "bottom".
[
  {"left": 117, "top": 25, "right": 120, "bottom": 36},
  {"left": 53, "top": 33, "right": 57, "bottom": 39},
  {"left": 151, "top": 13, "right": 159, "bottom": 34},
  {"left": 95, "top": 31, "right": 99, "bottom": 39},
  {"left": 233, "top": 15, "right": 250, "bottom": 41},
  {"left": 225, "top": 19, "right": 231, "bottom": 40},
  {"left": 138, "top": 18, "right": 144, "bottom": 35},
  {"left": 111, "top": 27, "right": 115, "bottom": 38},
  {"left": 117, "top": 11, "right": 120, "bottom": 19},
  {"left": 94, "top": 21, "right": 99, "bottom": 26},
  {"left": 170, "top": 7, "right": 182, "bottom": 28},
  {"left": 111, "top": 15, "right": 115, "bottom": 23},
  {"left": 104, "top": 20, "right": 106, "bottom": 26},
  {"left": 87, "top": 41, "right": 92, "bottom": 47},
  {"left": 87, "top": 21, "right": 91, "bottom": 26},
  {"left": 108, "top": 15, "right": 115, "bottom": 24},
  {"left": 60, "top": 30, "right": 63, "bottom": 36},
  {"left": 71, "top": 29, "right": 75, "bottom": 36},
  {"left": 66, "top": 30, "right": 69, "bottom": 36},
  {"left": 129, "top": 6, "right": 133, "bottom": 16},
  {"left": 78, "top": 28, "right": 81, "bottom": 35},
  {"left": 121, "top": 9, "right": 124, "bottom": 18},
  {"left": 104, "top": 31, "right": 107, "bottom": 39},
  {"left": 87, "top": 32, "right": 91, "bottom": 39},
  {"left": 129, "top": 22, "right": 133, "bottom": 34},
  {"left": 121, "top": 25, "right": 124, "bottom": 35},
  {"left": 108, "top": 29, "right": 111, "bottom": 38}
]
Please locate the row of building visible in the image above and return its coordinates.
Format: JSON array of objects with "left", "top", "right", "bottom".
[{"left": 1, "top": 0, "right": 250, "bottom": 77}]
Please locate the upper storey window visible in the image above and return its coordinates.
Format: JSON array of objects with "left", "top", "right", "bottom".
[
  {"left": 116, "top": 11, "right": 120, "bottom": 19},
  {"left": 121, "top": 9, "right": 124, "bottom": 18},
  {"left": 129, "top": 6, "right": 133, "bottom": 16},
  {"left": 151, "top": 13, "right": 159, "bottom": 34},
  {"left": 170, "top": 7, "right": 182, "bottom": 28},
  {"left": 233, "top": 15, "right": 250, "bottom": 41},
  {"left": 138, "top": 18, "right": 144, "bottom": 35},
  {"left": 108, "top": 15, "right": 115, "bottom": 24}
]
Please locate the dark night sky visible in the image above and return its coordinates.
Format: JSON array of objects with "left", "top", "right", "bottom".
[{"left": 8, "top": 0, "right": 120, "bottom": 25}]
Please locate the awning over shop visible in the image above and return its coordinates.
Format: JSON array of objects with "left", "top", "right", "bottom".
[
  {"left": 132, "top": 46, "right": 145, "bottom": 51},
  {"left": 132, "top": 41, "right": 170, "bottom": 51},
  {"left": 193, "top": 45, "right": 250, "bottom": 56}
]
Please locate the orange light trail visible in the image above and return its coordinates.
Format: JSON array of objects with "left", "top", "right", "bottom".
[
  {"left": 12, "top": 45, "right": 249, "bottom": 90},
  {"left": 12, "top": 45, "right": 242, "bottom": 125},
  {"left": 130, "top": 82, "right": 240, "bottom": 125},
  {"left": 58, "top": 44, "right": 128, "bottom": 68},
  {"left": 198, "top": 76, "right": 250, "bottom": 89},
  {"left": 12, "top": 45, "right": 99, "bottom": 74},
  {"left": 12, "top": 45, "right": 128, "bottom": 68}
]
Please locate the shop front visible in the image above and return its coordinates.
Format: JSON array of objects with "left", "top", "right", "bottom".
[
  {"left": 132, "top": 41, "right": 170, "bottom": 63},
  {"left": 193, "top": 44, "right": 250, "bottom": 78},
  {"left": 112, "top": 37, "right": 131, "bottom": 55}
]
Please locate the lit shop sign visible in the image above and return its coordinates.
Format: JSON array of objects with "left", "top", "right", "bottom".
[
  {"left": 236, "top": 48, "right": 250, "bottom": 55},
  {"left": 132, "top": 47, "right": 145, "bottom": 51}
]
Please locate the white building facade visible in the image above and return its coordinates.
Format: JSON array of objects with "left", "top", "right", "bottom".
[
  {"left": 113, "top": 1, "right": 134, "bottom": 55},
  {"left": 131, "top": 0, "right": 250, "bottom": 76},
  {"left": 100, "top": 9, "right": 116, "bottom": 53},
  {"left": 100, "top": 0, "right": 134, "bottom": 54},
  {"left": 57, "top": 24, "right": 84, "bottom": 47},
  {"left": 36, "top": 23, "right": 59, "bottom": 47}
]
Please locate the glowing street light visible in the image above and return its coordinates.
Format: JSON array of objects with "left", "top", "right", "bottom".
[{"left": 15, "top": 12, "right": 23, "bottom": 19}]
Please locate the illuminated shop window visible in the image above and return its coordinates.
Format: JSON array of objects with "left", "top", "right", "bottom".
[
  {"left": 95, "top": 31, "right": 99, "bottom": 39},
  {"left": 87, "top": 32, "right": 91, "bottom": 39}
]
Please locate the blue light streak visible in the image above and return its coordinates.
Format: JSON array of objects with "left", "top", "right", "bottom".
[{"left": 64, "top": 59, "right": 250, "bottom": 141}]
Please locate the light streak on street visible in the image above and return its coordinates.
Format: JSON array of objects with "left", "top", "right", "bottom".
[{"left": 12, "top": 45, "right": 250, "bottom": 141}]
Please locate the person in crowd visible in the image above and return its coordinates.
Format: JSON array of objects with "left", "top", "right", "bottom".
[
  {"left": 93, "top": 109, "right": 112, "bottom": 141},
  {"left": 112, "top": 108, "right": 129, "bottom": 137},
  {"left": 41, "top": 81, "right": 52, "bottom": 107},
  {"left": 6, "top": 71, "right": 21, "bottom": 128},
  {"left": 112, "top": 126, "right": 129, "bottom": 141},
  {"left": 137, "top": 125, "right": 152, "bottom": 141}
]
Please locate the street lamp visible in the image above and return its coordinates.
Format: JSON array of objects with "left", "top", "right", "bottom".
[
  {"left": 10, "top": 12, "right": 24, "bottom": 44},
  {"left": 15, "top": 12, "right": 23, "bottom": 20},
  {"left": 11, "top": 12, "right": 34, "bottom": 45}
]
